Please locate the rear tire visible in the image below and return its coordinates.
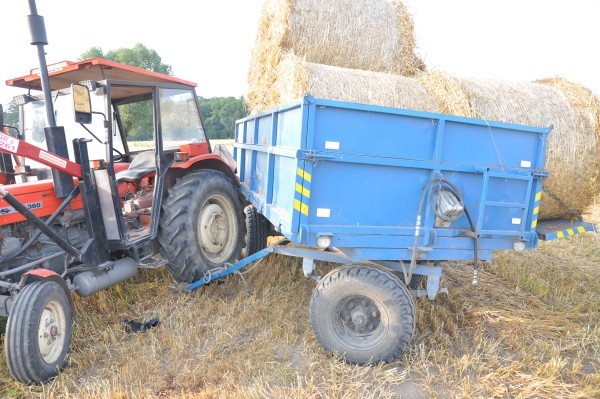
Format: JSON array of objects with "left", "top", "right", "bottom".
[
  {"left": 241, "top": 205, "right": 268, "bottom": 258},
  {"left": 5, "top": 281, "right": 72, "bottom": 384},
  {"left": 310, "top": 264, "right": 415, "bottom": 365},
  {"left": 158, "top": 170, "right": 244, "bottom": 282}
]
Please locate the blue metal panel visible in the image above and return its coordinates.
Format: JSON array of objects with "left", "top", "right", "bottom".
[{"left": 234, "top": 96, "right": 551, "bottom": 263}]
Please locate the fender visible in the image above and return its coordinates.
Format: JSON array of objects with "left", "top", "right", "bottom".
[
  {"left": 20, "top": 269, "right": 75, "bottom": 314},
  {"left": 168, "top": 153, "right": 240, "bottom": 186}
]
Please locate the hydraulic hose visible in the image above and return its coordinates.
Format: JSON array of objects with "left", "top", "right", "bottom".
[{"left": 408, "top": 178, "right": 480, "bottom": 286}]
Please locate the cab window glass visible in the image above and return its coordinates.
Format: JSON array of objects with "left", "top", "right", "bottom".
[
  {"left": 159, "top": 88, "right": 206, "bottom": 149},
  {"left": 115, "top": 96, "right": 154, "bottom": 152}
]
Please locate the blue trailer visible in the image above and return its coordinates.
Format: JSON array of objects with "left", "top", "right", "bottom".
[{"left": 189, "top": 96, "right": 595, "bottom": 364}]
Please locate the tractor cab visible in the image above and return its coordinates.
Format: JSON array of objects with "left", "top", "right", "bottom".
[
  {"left": 7, "top": 58, "right": 209, "bottom": 172},
  {"left": 5, "top": 58, "right": 235, "bottom": 261}
]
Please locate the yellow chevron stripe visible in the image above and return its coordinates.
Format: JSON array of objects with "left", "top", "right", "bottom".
[
  {"left": 295, "top": 183, "right": 311, "bottom": 198},
  {"left": 293, "top": 199, "right": 309, "bottom": 215},
  {"left": 535, "top": 192, "right": 542, "bottom": 201},
  {"left": 297, "top": 167, "right": 312, "bottom": 183},
  {"left": 557, "top": 231, "right": 564, "bottom": 238},
  {"left": 567, "top": 228, "right": 574, "bottom": 236},
  {"left": 531, "top": 219, "right": 538, "bottom": 228},
  {"left": 578, "top": 226, "right": 586, "bottom": 233},
  {"left": 533, "top": 206, "right": 539, "bottom": 215},
  {"left": 301, "top": 203, "right": 309, "bottom": 215}
]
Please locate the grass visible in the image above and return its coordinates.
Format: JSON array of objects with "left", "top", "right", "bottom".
[{"left": 0, "top": 207, "right": 598, "bottom": 398}]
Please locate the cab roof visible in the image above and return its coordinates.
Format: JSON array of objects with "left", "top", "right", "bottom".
[{"left": 6, "top": 58, "right": 197, "bottom": 90}]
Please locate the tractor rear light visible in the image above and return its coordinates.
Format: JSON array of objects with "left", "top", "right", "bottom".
[{"left": 174, "top": 152, "right": 189, "bottom": 162}]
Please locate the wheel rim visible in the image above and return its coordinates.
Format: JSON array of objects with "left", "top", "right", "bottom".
[
  {"left": 331, "top": 294, "right": 388, "bottom": 352},
  {"left": 197, "top": 194, "right": 237, "bottom": 263},
  {"left": 37, "top": 299, "right": 67, "bottom": 364}
]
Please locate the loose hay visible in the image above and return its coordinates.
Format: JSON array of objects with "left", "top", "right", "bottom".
[
  {"left": 420, "top": 72, "right": 600, "bottom": 219},
  {"left": 247, "top": 0, "right": 422, "bottom": 113},
  {"left": 264, "top": 53, "right": 440, "bottom": 113}
]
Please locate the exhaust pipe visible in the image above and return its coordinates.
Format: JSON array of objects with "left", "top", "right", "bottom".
[
  {"left": 27, "top": 0, "right": 74, "bottom": 198},
  {"left": 73, "top": 257, "right": 138, "bottom": 297}
]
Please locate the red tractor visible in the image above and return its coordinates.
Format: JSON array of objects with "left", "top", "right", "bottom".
[{"left": 0, "top": 3, "right": 244, "bottom": 383}]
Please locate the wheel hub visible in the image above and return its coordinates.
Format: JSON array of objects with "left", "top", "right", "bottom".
[
  {"left": 338, "top": 296, "right": 382, "bottom": 335},
  {"left": 199, "top": 203, "right": 227, "bottom": 254},
  {"left": 37, "top": 300, "right": 67, "bottom": 364},
  {"left": 351, "top": 306, "right": 369, "bottom": 328}
]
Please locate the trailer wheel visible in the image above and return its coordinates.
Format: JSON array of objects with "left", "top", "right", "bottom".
[
  {"left": 310, "top": 264, "right": 415, "bottom": 365},
  {"left": 4, "top": 281, "right": 72, "bottom": 383},
  {"left": 159, "top": 170, "right": 244, "bottom": 282},
  {"left": 241, "top": 205, "right": 268, "bottom": 258}
]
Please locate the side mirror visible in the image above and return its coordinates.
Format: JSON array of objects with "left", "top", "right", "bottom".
[{"left": 72, "top": 83, "right": 92, "bottom": 124}]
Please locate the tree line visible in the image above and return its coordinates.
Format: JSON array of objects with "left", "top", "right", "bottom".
[{"left": 2, "top": 43, "right": 245, "bottom": 140}]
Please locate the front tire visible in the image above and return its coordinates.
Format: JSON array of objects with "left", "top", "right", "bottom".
[
  {"left": 310, "top": 264, "right": 415, "bottom": 365},
  {"left": 158, "top": 170, "right": 244, "bottom": 282},
  {"left": 4, "top": 281, "right": 73, "bottom": 383}
]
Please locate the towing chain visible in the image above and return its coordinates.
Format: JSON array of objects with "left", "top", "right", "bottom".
[{"left": 542, "top": 186, "right": 583, "bottom": 221}]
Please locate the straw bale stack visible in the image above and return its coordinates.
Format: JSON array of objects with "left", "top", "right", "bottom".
[
  {"left": 420, "top": 72, "right": 600, "bottom": 219},
  {"left": 247, "top": 0, "right": 422, "bottom": 113},
  {"left": 269, "top": 53, "right": 439, "bottom": 112}
]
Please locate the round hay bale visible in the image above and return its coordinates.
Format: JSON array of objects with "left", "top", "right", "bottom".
[
  {"left": 247, "top": 0, "right": 422, "bottom": 113},
  {"left": 420, "top": 72, "right": 600, "bottom": 220},
  {"left": 270, "top": 53, "right": 440, "bottom": 113}
]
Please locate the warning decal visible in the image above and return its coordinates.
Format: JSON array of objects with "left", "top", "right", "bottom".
[{"left": 39, "top": 150, "right": 68, "bottom": 169}]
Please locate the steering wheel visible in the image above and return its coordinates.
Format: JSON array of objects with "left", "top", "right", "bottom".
[{"left": 113, "top": 147, "right": 124, "bottom": 162}]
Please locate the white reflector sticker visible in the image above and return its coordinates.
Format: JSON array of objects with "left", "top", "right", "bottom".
[
  {"left": 39, "top": 150, "right": 67, "bottom": 169},
  {"left": 511, "top": 218, "right": 522, "bottom": 225},
  {"left": 325, "top": 141, "right": 340, "bottom": 150},
  {"left": 316, "top": 208, "right": 331, "bottom": 218},
  {"left": 520, "top": 160, "right": 532, "bottom": 168}
]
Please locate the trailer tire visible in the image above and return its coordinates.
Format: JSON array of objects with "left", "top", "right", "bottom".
[
  {"left": 242, "top": 205, "right": 268, "bottom": 258},
  {"left": 310, "top": 263, "right": 415, "bottom": 365},
  {"left": 158, "top": 170, "right": 244, "bottom": 283},
  {"left": 4, "top": 281, "right": 72, "bottom": 383}
]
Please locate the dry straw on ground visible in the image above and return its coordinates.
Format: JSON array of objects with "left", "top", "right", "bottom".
[
  {"left": 420, "top": 72, "right": 600, "bottom": 220},
  {"left": 2, "top": 219, "right": 598, "bottom": 398},
  {"left": 247, "top": 0, "right": 422, "bottom": 113},
  {"left": 268, "top": 53, "right": 440, "bottom": 112}
]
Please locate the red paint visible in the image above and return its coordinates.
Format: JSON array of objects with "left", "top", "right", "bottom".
[
  {"left": 0, "top": 179, "right": 84, "bottom": 226},
  {"left": 179, "top": 142, "right": 209, "bottom": 157},
  {"left": 23, "top": 269, "right": 59, "bottom": 278},
  {"left": 0, "top": 132, "right": 82, "bottom": 178},
  {"left": 169, "top": 153, "right": 233, "bottom": 171},
  {"left": 113, "top": 162, "right": 130, "bottom": 173}
]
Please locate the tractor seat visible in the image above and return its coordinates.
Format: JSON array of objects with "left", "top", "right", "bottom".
[{"left": 115, "top": 151, "right": 156, "bottom": 182}]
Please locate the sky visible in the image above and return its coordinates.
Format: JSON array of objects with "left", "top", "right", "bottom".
[{"left": 1, "top": 0, "right": 598, "bottom": 106}]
